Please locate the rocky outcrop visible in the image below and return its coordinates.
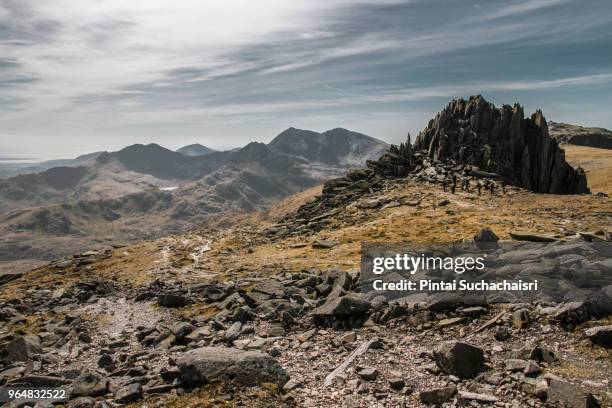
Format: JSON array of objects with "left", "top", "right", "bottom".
[
  {"left": 177, "top": 347, "right": 289, "bottom": 387},
  {"left": 413, "top": 95, "right": 589, "bottom": 194}
]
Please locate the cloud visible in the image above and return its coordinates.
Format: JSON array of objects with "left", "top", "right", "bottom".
[
  {"left": 489, "top": 0, "right": 572, "bottom": 19},
  {"left": 1, "top": 0, "right": 612, "bottom": 158}
]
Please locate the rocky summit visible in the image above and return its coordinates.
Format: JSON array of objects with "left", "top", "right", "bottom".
[{"left": 413, "top": 95, "right": 589, "bottom": 194}]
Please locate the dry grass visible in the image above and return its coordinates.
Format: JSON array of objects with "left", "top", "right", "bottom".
[{"left": 564, "top": 145, "right": 612, "bottom": 195}]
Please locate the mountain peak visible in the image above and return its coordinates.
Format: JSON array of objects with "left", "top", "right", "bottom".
[
  {"left": 268, "top": 127, "right": 388, "bottom": 165},
  {"left": 176, "top": 143, "right": 216, "bottom": 157}
]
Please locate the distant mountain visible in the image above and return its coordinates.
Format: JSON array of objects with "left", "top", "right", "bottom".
[
  {"left": 0, "top": 127, "right": 390, "bottom": 261},
  {"left": 549, "top": 121, "right": 612, "bottom": 150},
  {"left": 268, "top": 127, "right": 389, "bottom": 165},
  {"left": 176, "top": 143, "right": 216, "bottom": 156}
]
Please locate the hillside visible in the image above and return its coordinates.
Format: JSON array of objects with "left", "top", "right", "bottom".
[
  {"left": 0, "top": 154, "right": 610, "bottom": 407},
  {"left": 549, "top": 121, "right": 612, "bottom": 149},
  {"left": 0, "top": 129, "right": 389, "bottom": 266},
  {"left": 564, "top": 145, "right": 612, "bottom": 195}
]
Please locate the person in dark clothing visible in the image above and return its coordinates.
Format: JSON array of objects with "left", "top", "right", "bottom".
[
  {"left": 489, "top": 182, "right": 495, "bottom": 195},
  {"left": 442, "top": 178, "right": 448, "bottom": 192},
  {"left": 450, "top": 183, "right": 456, "bottom": 194}
]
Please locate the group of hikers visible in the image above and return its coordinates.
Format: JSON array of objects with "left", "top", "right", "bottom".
[{"left": 441, "top": 173, "right": 506, "bottom": 196}]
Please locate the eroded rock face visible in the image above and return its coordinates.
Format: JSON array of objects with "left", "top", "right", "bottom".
[
  {"left": 413, "top": 95, "right": 589, "bottom": 194},
  {"left": 177, "top": 347, "right": 289, "bottom": 387}
]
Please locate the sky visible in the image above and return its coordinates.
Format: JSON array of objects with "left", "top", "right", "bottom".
[{"left": 1, "top": 0, "right": 612, "bottom": 159}]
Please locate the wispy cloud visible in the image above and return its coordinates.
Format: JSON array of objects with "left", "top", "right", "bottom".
[{"left": 1, "top": 0, "right": 612, "bottom": 157}]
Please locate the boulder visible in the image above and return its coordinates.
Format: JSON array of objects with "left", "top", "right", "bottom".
[
  {"left": 72, "top": 372, "right": 109, "bottom": 397},
  {"left": 170, "top": 322, "right": 195, "bottom": 339},
  {"left": 114, "top": 383, "right": 143, "bottom": 404},
  {"left": 474, "top": 227, "right": 500, "bottom": 250},
  {"left": 584, "top": 325, "right": 612, "bottom": 347},
  {"left": 177, "top": 347, "right": 289, "bottom": 387},
  {"left": 433, "top": 341, "right": 484, "bottom": 379},
  {"left": 1, "top": 335, "right": 42, "bottom": 362},
  {"left": 157, "top": 294, "right": 187, "bottom": 308},
  {"left": 547, "top": 379, "right": 600, "bottom": 408},
  {"left": 312, "top": 295, "right": 370, "bottom": 317}
]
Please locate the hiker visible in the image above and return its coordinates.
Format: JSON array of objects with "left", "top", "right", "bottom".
[
  {"left": 450, "top": 183, "right": 456, "bottom": 194},
  {"left": 442, "top": 178, "right": 448, "bottom": 192},
  {"left": 489, "top": 182, "right": 495, "bottom": 195}
]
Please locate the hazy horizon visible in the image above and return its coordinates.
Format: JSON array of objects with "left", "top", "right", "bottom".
[{"left": 2, "top": 0, "right": 612, "bottom": 159}]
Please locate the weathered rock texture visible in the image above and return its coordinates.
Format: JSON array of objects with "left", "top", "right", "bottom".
[
  {"left": 177, "top": 347, "right": 289, "bottom": 387},
  {"left": 413, "top": 95, "right": 589, "bottom": 194}
]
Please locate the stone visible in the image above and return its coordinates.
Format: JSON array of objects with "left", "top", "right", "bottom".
[
  {"left": 157, "top": 294, "right": 187, "bottom": 307},
  {"left": 177, "top": 347, "right": 289, "bottom": 387},
  {"left": 357, "top": 367, "right": 379, "bottom": 381},
  {"left": 72, "top": 372, "right": 109, "bottom": 397},
  {"left": 232, "top": 306, "right": 256, "bottom": 323},
  {"left": 458, "top": 391, "right": 498, "bottom": 402},
  {"left": 419, "top": 386, "right": 457, "bottom": 404},
  {"left": 547, "top": 379, "right": 600, "bottom": 408},
  {"left": 433, "top": 341, "right": 484, "bottom": 379},
  {"left": 160, "top": 366, "right": 181, "bottom": 382},
  {"left": 505, "top": 359, "right": 528, "bottom": 372},
  {"left": 494, "top": 326, "right": 511, "bottom": 341},
  {"left": 266, "top": 324, "right": 286, "bottom": 337},
  {"left": 584, "top": 325, "right": 612, "bottom": 347},
  {"left": 312, "top": 295, "right": 370, "bottom": 317},
  {"left": 529, "top": 344, "right": 557, "bottom": 363},
  {"left": 67, "top": 397, "right": 95, "bottom": 408},
  {"left": 1, "top": 335, "right": 42, "bottom": 362},
  {"left": 170, "top": 322, "right": 195, "bottom": 339},
  {"left": 388, "top": 378, "right": 405, "bottom": 391},
  {"left": 312, "top": 240, "right": 336, "bottom": 249},
  {"left": 438, "top": 317, "right": 466, "bottom": 328},
  {"left": 283, "top": 378, "right": 302, "bottom": 391},
  {"left": 225, "top": 321, "right": 242, "bottom": 342},
  {"left": 97, "top": 354, "right": 114, "bottom": 370},
  {"left": 339, "top": 331, "right": 357, "bottom": 344},
  {"left": 473, "top": 227, "right": 500, "bottom": 250},
  {"left": 10, "top": 375, "right": 70, "bottom": 387},
  {"left": 115, "top": 383, "right": 143, "bottom": 403},
  {"left": 513, "top": 308, "right": 530, "bottom": 329},
  {"left": 521, "top": 377, "right": 548, "bottom": 398},
  {"left": 524, "top": 360, "right": 541, "bottom": 376},
  {"left": 461, "top": 306, "right": 487, "bottom": 317}
]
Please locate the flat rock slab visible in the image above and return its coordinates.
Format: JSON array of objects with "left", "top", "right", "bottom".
[{"left": 177, "top": 347, "right": 289, "bottom": 387}]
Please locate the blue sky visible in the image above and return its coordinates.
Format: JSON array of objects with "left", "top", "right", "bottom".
[{"left": 1, "top": 0, "right": 611, "bottom": 159}]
